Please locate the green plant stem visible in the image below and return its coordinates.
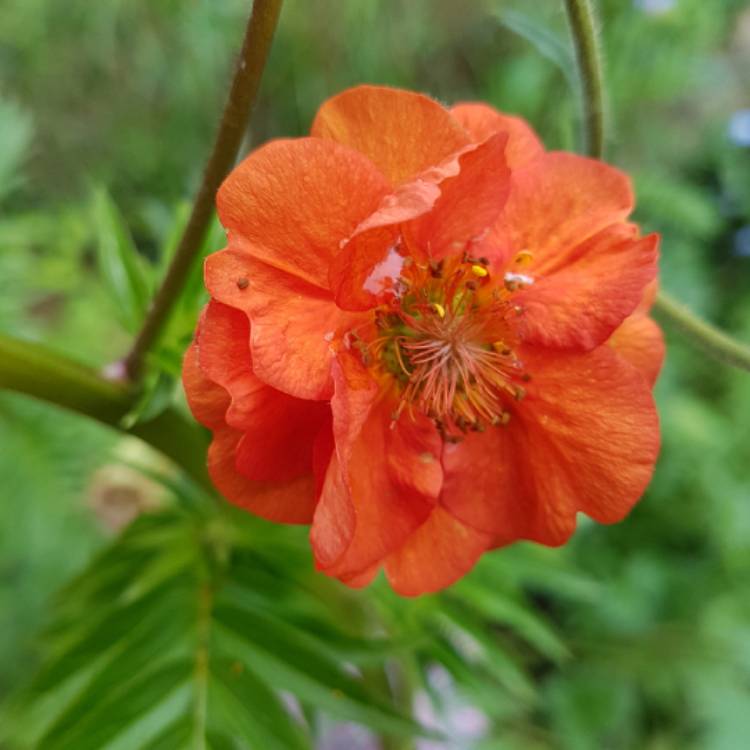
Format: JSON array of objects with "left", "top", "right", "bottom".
[
  {"left": 123, "top": 0, "right": 284, "bottom": 380},
  {"left": 563, "top": 0, "right": 605, "bottom": 158},
  {"left": 0, "top": 333, "right": 211, "bottom": 487},
  {"left": 653, "top": 290, "right": 750, "bottom": 373}
]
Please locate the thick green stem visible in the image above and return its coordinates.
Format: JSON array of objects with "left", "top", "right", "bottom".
[
  {"left": 563, "top": 0, "right": 605, "bottom": 158},
  {"left": 653, "top": 290, "right": 750, "bottom": 373},
  {"left": 123, "top": 0, "right": 284, "bottom": 380},
  {"left": 0, "top": 333, "right": 211, "bottom": 487}
]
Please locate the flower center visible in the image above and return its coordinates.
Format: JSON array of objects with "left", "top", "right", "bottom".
[{"left": 361, "top": 249, "right": 534, "bottom": 439}]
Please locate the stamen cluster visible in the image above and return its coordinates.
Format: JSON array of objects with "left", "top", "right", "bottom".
[{"left": 364, "top": 249, "right": 534, "bottom": 439}]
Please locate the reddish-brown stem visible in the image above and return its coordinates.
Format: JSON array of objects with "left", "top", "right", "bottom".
[{"left": 123, "top": 0, "right": 284, "bottom": 380}]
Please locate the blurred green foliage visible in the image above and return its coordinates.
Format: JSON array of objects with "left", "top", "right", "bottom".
[{"left": 1, "top": 0, "right": 750, "bottom": 748}]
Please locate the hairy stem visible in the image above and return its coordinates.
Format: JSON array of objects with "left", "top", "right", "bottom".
[
  {"left": 0, "top": 333, "right": 211, "bottom": 487},
  {"left": 653, "top": 290, "right": 750, "bottom": 373},
  {"left": 123, "top": 0, "right": 284, "bottom": 380},
  {"left": 563, "top": 0, "right": 605, "bottom": 158}
]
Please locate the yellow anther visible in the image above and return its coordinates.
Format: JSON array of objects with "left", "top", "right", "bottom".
[
  {"left": 471, "top": 264, "right": 489, "bottom": 278},
  {"left": 514, "top": 250, "right": 534, "bottom": 267},
  {"left": 492, "top": 341, "right": 512, "bottom": 356},
  {"left": 430, "top": 302, "right": 446, "bottom": 318}
]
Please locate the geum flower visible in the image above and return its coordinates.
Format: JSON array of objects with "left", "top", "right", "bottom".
[{"left": 183, "top": 85, "right": 663, "bottom": 596}]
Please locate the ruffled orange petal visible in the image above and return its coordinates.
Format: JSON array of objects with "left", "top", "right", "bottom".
[
  {"left": 310, "top": 351, "right": 440, "bottom": 581},
  {"left": 609, "top": 314, "right": 665, "bottom": 387},
  {"left": 330, "top": 135, "right": 510, "bottom": 310},
  {"left": 407, "top": 131, "right": 511, "bottom": 261},
  {"left": 450, "top": 102, "right": 544, "bottom": 167},
  {"left": 384, "top": 508, "right": 493, "bottom": 597},
  {"left": 512, "top": 228, "right": 659, "bottom": 351},
  {"left": 440, "top": 423, "right": 543, "bottom": 543},
  {"left": 311, "top": 84, "right": 469, "bottom": 185},
  {"left": 183, "top": 338, "right": 229, "bottom": 430},
  {"left": 182, "top": 302, "right": 326, "bottom": 523},
  {"left": 208, "top": 424, "right": 317, "bottom": 524},
  {"left": 216, "top": 137, "right": 389, "bottom": 289},
  {"left": 329, "top": 176, "right": 443, "bottom": 311},
  {"left": 489, "top": 152, "right": 634, "bottom": 269},
  {"left": 182, "top": 356, "right": 318, "bottom": 524},
  {"left": 206, "top": 248, "right": 364, "bottom": 399},
  {"left": 608, "top": 281, "right": 664, "bottom": 386},
  {"left": 440, "top": 344, "right": 659, "bottom": 539}
]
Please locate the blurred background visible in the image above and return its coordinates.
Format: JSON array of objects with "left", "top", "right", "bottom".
[{"left": 1, "top": 1, "right": 749, "bottom": 748}]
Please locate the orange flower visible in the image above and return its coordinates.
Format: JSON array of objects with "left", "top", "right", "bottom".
[{"left": 183, "top": 85, "right": 663, "bottom": 596}]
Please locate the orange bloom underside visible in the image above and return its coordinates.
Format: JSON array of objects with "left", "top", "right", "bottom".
[{"left": 183, "top": 85, "right": 664, "bottom": 596}]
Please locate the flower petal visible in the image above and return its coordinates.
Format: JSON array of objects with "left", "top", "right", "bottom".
[
  {"left": 440, "top": 345, "right": 660, "bottom": 539},
  {"left": 183, "top": 338, "right": 229, "bottom": 430},
  {"left": 450, "top": 102, "right": 544, "bottom": 167},
  {"left": 384, "top": 508, "right": 493, "bottom": 596},
  {"left": 311, "top": 84, "right": 469, "bottom": 185},
  {"left": 216, "top": 137, "right": 390, "bottom": 289},
  {"left": 512, "top": 228, "right": 659, "bottom": 351},
  {"left": 330, "top": 134, "right": 510, "bottom": 310},
  {"left": 328, "top": 177, "right": 443, "bottom": 311},
  {"left": 206, "top": 248, "right": 365, "bottom": 399},
  {"left": 440, "top": 424, "right": 541, "bottom": 543},
  {"left": 184, "top": 339, "right": 319, "bottom": 524},
  {"left": 197, "top": 301, "right": 329, "bottom": 482},
  {"left": 310, "top": 351, "right": 440, "bottom": 580},
  {"left": 608, "top": 281, "right": 664, "bottom": 387},
  {"left": 408, "top": 131, "right": 511, "bottom": 261},
  {"left": 489, "top": 152, "right": 634, "bottom": 269},
  {"left": 208, "top": 424, "right": 317, "bottom": 524},
  {"left": 609, "top": 313, "right": 665, "bottom": 386}
]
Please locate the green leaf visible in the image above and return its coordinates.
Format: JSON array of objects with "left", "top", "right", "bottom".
[
  {"left": 495, "top": 9, "right": 577, "bottom": 92},
  {"left": 0, "top": 96, "right": 33, "bottom": 203},
  {"left": 38, "top": 593, "right": 190, "bottom": 743},
  {"left": 92, "top": 187, "right": 151, "bottom": 332},
  {"left": 453, "top": 582, "right": 570, "bottom": 663},
  {"left": 120, "top": 369, "right": 178, "bottom": 429},
  {"left": 438, "top": 605, "right": 536, "bottom": 704},
  {"left": 41, "top": 660, "right": 192, "bottom": 750},
  {"left": 210, "top": 659, "right": 311, "bottom": 750},
  {"left": 214, "top": 603, "right": 431, "bottom": 740},
  {"left": 29, "top": 586, "right": 177, "bottom": 696},
  {"left": 139, "top": 718, "right": 192, "bottom": 750},
  {"left": 4, "top": 495, "right": 432, "bottom": 750}
]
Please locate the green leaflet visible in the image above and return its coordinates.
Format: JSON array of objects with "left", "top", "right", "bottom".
[{"left": 92, "top": 187, "right": 151, "bottom": 334}]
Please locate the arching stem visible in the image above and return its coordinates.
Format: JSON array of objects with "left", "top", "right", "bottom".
[
  {"left": 653, "top": 291, "right": 750, "bottom": 373},
  {"left": 123, "top": 0, "right": 284, "bottom": 380}
]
